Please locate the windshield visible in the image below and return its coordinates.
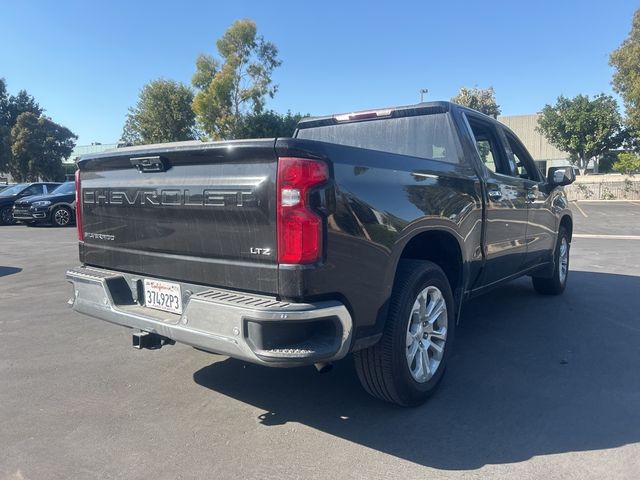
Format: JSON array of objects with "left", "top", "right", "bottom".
[
  {"left": 52, "top": 182, "right": 74, "bottom": 194},
  {"left": 0, "top": 183, "right": 28, "bottom": 197}
]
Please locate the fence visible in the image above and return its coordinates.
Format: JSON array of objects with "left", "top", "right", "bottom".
[{"left": 565, "top": 179, "right": 640, "bottom": 200}]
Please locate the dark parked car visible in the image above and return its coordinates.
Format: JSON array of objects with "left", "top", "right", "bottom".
[
  {"left": 0, "top": 182, "right": 61, "bottom": 225},
  {"left": 67, "top": 101, "right": 575, "bottom": 406},
  {"left": 13, "top": 181, "right": 76, "bottom": 227}
]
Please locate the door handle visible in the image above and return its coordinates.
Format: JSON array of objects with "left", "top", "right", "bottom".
[{"left": 488, "top": 189, "right": 502, "bottom": 200}]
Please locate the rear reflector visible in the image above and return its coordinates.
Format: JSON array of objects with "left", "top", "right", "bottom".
[
  {"left": 277, "top": 157, "right": 328, "bottom": 264},
  {"left": 75, "top": 169, "right": 82, "bottom": 241}
]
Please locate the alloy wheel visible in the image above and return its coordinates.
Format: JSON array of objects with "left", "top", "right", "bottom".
[
  {"left": 559, "top": 237, "right": 569, "bottom": 284},
  {"left": 54, "top": 208, "right": 70, "bottom": 226},
  {"left": 405, "top": 285, "right": 448, "bottom": 383}
]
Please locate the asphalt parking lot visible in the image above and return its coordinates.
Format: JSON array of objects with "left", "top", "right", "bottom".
[{"left": 1, "top": 202, "right": 639, "bottom": 480}]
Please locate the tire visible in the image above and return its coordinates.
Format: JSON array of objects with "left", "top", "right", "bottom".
[
  {"left": 51, "top": 206, "right": 72, "bottom": 227},
  {"left": 354, "top": 260, "right": 455, "bottom": 406},
  {"left": 1, "top": 206, "right": 16, "bottom": 225},
  {"left": 532, "top": 227, "right": 570, "bottom": 295}
]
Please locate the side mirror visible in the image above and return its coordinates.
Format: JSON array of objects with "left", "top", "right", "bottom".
[{"left": 547, "top": 166, "right": 575, "bottom": 186}]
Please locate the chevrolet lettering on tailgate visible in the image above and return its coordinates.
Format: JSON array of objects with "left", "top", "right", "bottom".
[{"left": 83, "top": 186, "right": 259, "bottom": 207}]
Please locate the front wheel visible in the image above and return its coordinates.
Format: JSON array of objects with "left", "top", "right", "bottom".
[
  {"left": 353, "top": 260, "right": 455, "bottom": 406},
  {"left": 532, "top": 227, "right": 570, "bottom": 295}
]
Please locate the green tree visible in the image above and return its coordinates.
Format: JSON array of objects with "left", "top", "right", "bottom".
[
  {"left": 613, "top": 152, "right": 640, "bottom": 175},
  {"left": 7, "top": 89, "right": 42, "bottom": 125},
  {"left": 537, "top": 94, "right": 624, "bottom": 174},
  {"left": 192, "top": 19, "right": 281, "bottom": 139},
  {"left": 121, "top": 79, "right": 196, "bottom": 145},
  {"left": 0, "top": 79, "right": 9, "bottom": 124},
  {"left": 9, "top": 112, "right": 76, "bottom": 181},
  {"left": 0, "top": 79, "right": 10, "bottom": 172},
  {"left": 597, "top": 150, "right": 619, "bottom": 173},
  {"left": 451, "top": 86, "right": 501, "bottom": 118},
  {"left": 237, "top": 110, "right": 306, "bottom": 138},
  {"left": 610, "top": 9, "right": 640, "bottom": 148},
  {"left": 0, "top": 79, "right": 43, "bottom": 172}
]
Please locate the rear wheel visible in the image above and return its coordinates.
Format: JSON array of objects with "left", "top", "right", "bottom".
[
  {"left": 1, "top": 206, "right": 15, "bottom": 225},
  {"left": 51, "top": 206, "right": 72, "bottom": 227},
  {"left": 354, "top": 260, "right": 455, "bottom": 406},
  {"left": 532, "top": 227, "right": 570, "bottom": 295}
]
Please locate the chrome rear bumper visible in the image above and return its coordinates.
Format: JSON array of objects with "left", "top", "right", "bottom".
[{"left": 66, "top": 266, "right": 353, "bottom": 367}]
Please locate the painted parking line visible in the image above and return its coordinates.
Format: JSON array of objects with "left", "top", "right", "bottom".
[
  {"left": 574, "top": 234, "right": 640, "bottom": 240},
  {"left": 572, "top": 202, "right": 589, "bottom": 218},
  {"left": 576, "top": 200, "right": 640, "bottom": 203}
]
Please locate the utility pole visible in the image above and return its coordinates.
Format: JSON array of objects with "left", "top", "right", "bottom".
[{"left": 419, "top": 88, "right": 428, "bottom": 103}]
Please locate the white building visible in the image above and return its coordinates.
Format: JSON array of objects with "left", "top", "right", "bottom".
[{"left": 498, "top": 114, "right": 572, "bottom": 172}]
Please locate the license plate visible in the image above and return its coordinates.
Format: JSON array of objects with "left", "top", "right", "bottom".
[{"left": 143, "top": 279, "right": 183, "bottom": 314}]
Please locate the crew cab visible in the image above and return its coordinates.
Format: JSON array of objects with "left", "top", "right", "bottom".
[
  {"left": 13, "top": 181, "right": 76, "bottom": 227},
  {"left": 0, "top": 182, "right": 61, "bottom": 225},
  {"left": 66, "top": 102, "right": 575, "bottom": 406}
]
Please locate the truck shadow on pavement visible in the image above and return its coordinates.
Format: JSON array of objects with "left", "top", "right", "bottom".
[
  {"left": 0, "top": 266, "right": 22, "bottom": 277},
  {"left": 193, "top": 271, "right": 640, "bottom": 470}
]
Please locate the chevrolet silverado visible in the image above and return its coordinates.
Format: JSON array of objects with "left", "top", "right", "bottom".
[{"left": 66, "top": 102, "right": 575, "bottom": 406}]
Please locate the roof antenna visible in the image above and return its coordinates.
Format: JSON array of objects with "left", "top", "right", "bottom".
[{"left": 419, "top": 88, "right": 428, "bottom": 103}]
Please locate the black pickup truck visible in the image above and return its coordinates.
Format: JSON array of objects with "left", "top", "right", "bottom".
[{"left": 67, "top": 101, "right": 575, "bottom": 406}]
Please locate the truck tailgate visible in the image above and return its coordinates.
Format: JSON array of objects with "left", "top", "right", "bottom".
[{"left": 78, "top": 140, "right": 279, "bottom": 294}]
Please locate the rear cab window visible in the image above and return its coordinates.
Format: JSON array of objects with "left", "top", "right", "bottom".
[{"left": 296, "top": 111, "right": 462, "bottom": 165}]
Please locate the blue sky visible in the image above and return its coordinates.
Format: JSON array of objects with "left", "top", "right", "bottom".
[{"left": 1, "top": 0, "right": 637, "bottom": 145}]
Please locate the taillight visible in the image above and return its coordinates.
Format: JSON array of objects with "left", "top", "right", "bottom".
[
  {"left": 75, "top": 169, "right": 83, "bottom": 241},
  {"left": 277, "top": 157, "right": 328, "bottom": 264}
]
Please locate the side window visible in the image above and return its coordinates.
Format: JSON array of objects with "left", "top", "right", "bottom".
[
  {"left": 22, "top": 185, "right": 44, "bottom": 196},
  {"left": 475, "top": 139, "right": 497, "bottom": 173},
  {"left": 465, "top": 116, "right": 508, "bottom": 175},
  {"left": 504, "top": 131, "right": 539, "bottom": 181}
]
